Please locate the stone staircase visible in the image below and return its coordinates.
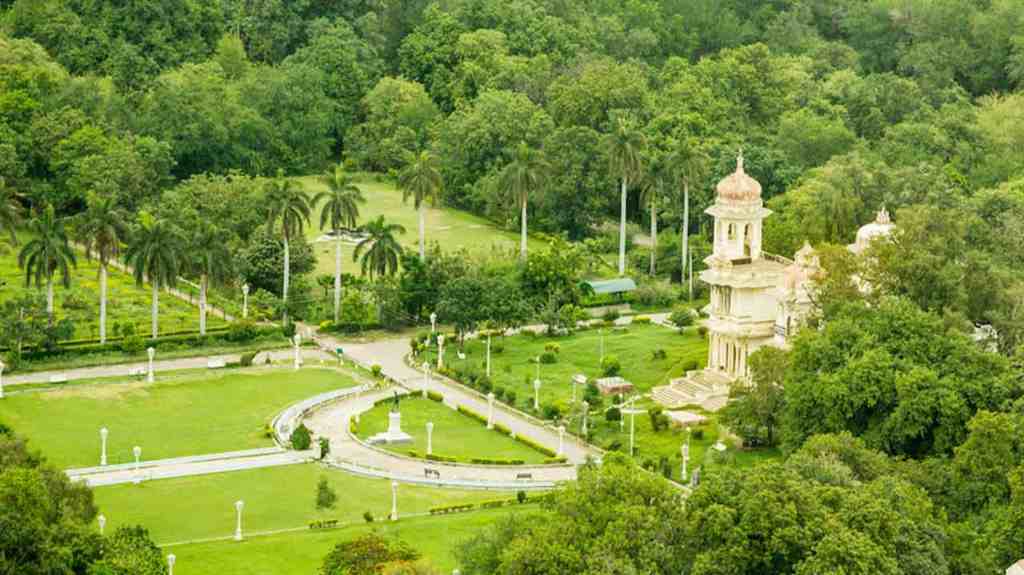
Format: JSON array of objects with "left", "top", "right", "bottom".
[{"left": 652, "top": 369, "right": 733, "bottom": 412}]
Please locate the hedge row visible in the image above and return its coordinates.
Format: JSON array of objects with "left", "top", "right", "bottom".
[
  {"left": 456, "top": 405, "right": 488, "bottom": 424},
  {"left": 406, "top": 450, "right": 525, "bottom": 466},
  {"left": 469, "top": 457, "right": 526, "bottom": 465},
  {"left": 512, "top": 435, "right": 558, "bottom": 458},
  {"left": 426, "top": 390, "right": 444, "bottom": 402},
  {"left": 308, "top": 519, "right": 339, "bottom": 530},
  {"left": 429, "top": 503, "right": 476, "bottom": 515},
  {"left": 430, "top": 495, "right": 546, "bottom": 516}
]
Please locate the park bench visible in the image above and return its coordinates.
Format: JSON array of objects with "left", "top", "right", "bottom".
[
  {"left": 207, "top": 358, "right": 226, "bottom": 369},
  {"left": 515, "top": 472, "right": 533, "bottom": 480},
  {"left": 48, "top": 374, "right": 68, "bottom": 384}
]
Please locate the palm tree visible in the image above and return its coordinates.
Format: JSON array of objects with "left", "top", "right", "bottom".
[
  {"left": 354, "top": 216, "right": 406, "bottom": 279},
  {"left": 666, "top": 138, "right": 709, "bottom": 296},
  {"left": 495, "top": 142, "right": 549, "bottom": 261},
  {"left": 639, "top": 154, "right": 669, "bottom": 276},
  {"left": 603, "top": 117, "right": 646, "bottom": 276},
  {"left": 75, "top": 193, "right": 128, "bottom": 343},
  {"left": 0, "top": 177, "right": 23, "bottom": 246},
  {"left": 264, "top": 170, "right": 311, "bottom": 325},
  {"left": 188, "top": 223, "right": 232, "bottom": 336},
  {"left": 125, "top": 214, "right": 180, "bottom": 339},
  {"left": 398, "top": 151, "right": 443, "bottom": 260},
  {"left": 313, "top": 165, "right": 365, "bottom": 323},
  {"left": 18, "top": 204, "right": 77, "bottom": 326}
]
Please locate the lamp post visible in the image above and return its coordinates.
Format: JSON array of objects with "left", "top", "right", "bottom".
[
  {"left": 100, "top": 427, "right": 109, "bottom": 466},
  {"left": 422, "top": 361, "right": 430, "bottom": 398},
  {"left": 390, "top": 480, "right": 399, "bottom": 521},
  {"left": 485, "top": 333, "right": 492, "bottom": 378},
  {"left": 581, "top": 400, "right": 589, "bottom": 437},
  {"left": 557, "top": 425, "right": 565, "bottom": 457},
  {"left": 132, "top": 446, "right": 142, "bottom": 484},
  {"left": 426, "top": 422, "right": 434, "bottom": 456},
  {"left": 242, "top": 283, "right": 250, "bottom": 319},
  {"left": 486, "top": 392, "right": 495, "bottom": 429},
  {"left": 146, "top": 347, "right": 155, "bottom": 383},
  {"left": 430, "top": 312, "right": 437, "bottom": 334},
  {"left": 681, "top": 439, "right": 690, "bottom": 483},
  {"left": 293, "top": 333, "right": 302, "bottom": 370},
  {"left": 234, "top": 500, "right": 244, "bottom": 541},
  {"left": 98, "top": 514, "right": 106, "bottom": 536},
  {"left": 436, "top": 335, "right": 445, "bottom": 370},
  {"left": 533, "top": 378, "right": 541, "bottom": 411},
  {"left": 599, "top": 329, "right": 604, "bottom": 365},
  {"left": 167, "top": 554, "right": 176, "bottom": 575},
  {"left": 0, "top": 360, "right": 5, "bottom": 399}
]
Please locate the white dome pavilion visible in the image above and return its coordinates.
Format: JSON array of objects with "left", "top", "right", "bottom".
[{"left": 849, "top": 207, "right": 895, "bottom": 254}]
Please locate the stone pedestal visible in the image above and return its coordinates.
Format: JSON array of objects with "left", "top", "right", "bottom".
[{"left": 368, "top": 411, "right": 413, "bottom": 445}]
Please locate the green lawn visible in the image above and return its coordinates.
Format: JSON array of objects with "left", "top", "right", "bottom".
[
  {"left": 298, "top": 174, "right": 540, "bottom": 276},
  {"left": 0, "top": 237, "right": 225, "bottom": 339},
  {"left": 354, "top": 396, "right": 548, "bottom": 463},
  {"left": 0, "top": 367, "right": 357, "bottom": 468},
  {"left": 93, "top": 463, "right": 518, "bottom": 544},
  {"left": 164, "top": 505, "right": 529, "bottom": 575},
  {"left": 424, "top": 323, "right": 708, "bottom": 413}
]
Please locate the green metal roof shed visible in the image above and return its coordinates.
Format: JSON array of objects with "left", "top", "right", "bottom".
[{"left": 585, "top": 278, "right": 637, "bottom": 295}]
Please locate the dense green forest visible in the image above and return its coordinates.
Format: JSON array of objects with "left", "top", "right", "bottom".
[{"left": 3, "top": 2, "right": 1024, "bottom": 572}]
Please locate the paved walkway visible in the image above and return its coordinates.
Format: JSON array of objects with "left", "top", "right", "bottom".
[
  {"left": 4, "top": 348, "right": 328, "bottom": 387},
  {"left": 66, "top": 447, "right": 313, "bottom": 487}
]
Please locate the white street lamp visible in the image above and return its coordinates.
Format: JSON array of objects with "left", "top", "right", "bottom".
[
  {"left": 167, "top": 554, "right": 176, "bottom": 575},
  {"left": 436, "top": 335, "right": 445, "bottom": 370},
  {"left": 421, "top": 361, "right": 430, "bottom": 398},
  {"left": 146, "top": 348, "right": 155, "bottom": 383},
  {"left": 681, "top": 440, "right": 690, "bottom": 482},
  {"left": 426, "top": 422, "right": 434, "bottom": 456},
  {"left": 242, "top": 284, "right": 250, "bottom": 319},
  {"left": 581, "top": 400, "right": 589, "bottom": 437},
  {"left": 132, "top": 446, "right": 142, "bottom": 484},
  {"left": 532, "top": 378, "right": 541, "bottom": 410},
  {"left": 486, "top": 392, "right": 495, "bottom": 429},
  {"left": 390, "top": 480, "right": 399, "bottom": 521},
  {"left": 430, "top": 312, "right": 437, "bottom": 334},
  {"left": 234, "top": 500, "right": 244, "bottom": 541},
  {"left": 293, "top": 333, "right": 302, "bottom": 370},
  {"left": 485, "top": 333, "right": 492, "bottom": 378},
  {"left": 98, "top": 514, "right": 106, "bottom": 536},
  {"left": 100, "top": 427, "right": 109, "bottom": 466},
  {"left": 557, "top": 425, "right": 565, "bottom": 457}
]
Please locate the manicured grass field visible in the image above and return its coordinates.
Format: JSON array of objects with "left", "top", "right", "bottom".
[
  {"left": 424, "top": 323, "right": 708, "bottom": 412},
  {"left": 0, "top": 237, "right": 225, "bottom": 339},
  {"left": 354, "top": 396, "right": 548, "bottom": 463},
  {"left": 164, "top": 505, "right": 530, "bottom": 575},
  {"left": 93, "top": 463, "right": 518, "bottom": 544},
  {"left": 298, "top": 175, "right": 540, "bottom": 275},
  {"left": 0, "top": 367, "right": 357, "bottom": 468}
]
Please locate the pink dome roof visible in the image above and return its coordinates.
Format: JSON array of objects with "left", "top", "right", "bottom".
[{"left": 716, "top": 154, "right": 762, "bottom": 202}]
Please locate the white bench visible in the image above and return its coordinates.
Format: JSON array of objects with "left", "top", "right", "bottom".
[
  {"left": 207, "top": 358, "right": 226, "bottom": 369},
  {"left": 129, "top": 367, "right": 147, "bottom": 376},
  {"left": 48, "top": 374, "right": 68, "bottom": 384}
]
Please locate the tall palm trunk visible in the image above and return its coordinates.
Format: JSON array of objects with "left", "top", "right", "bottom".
[
  {"left": 649, "top": 185, "right": 658, "bottom": 276},
  {"left": 520, "top": 197, "right": 528, "bottom": 261},
  {"left": 682, "top": 179, "right": 690, "bottom": 296},
  {"left": 618, "top": 177, "right": 628, "bottom": 276},
  {"left": 333, "top": 236, "right": 342, "bottom": 323},
  {"left": 282, "top": 236, "right": 290, "bottom": 325},
  {"left": 99, "top": 263, "right": 108, "bottom": 344},
  {"left": 151, "top": 281, "right": 159, "bottom": 339},
  {"left": 46, "top": 276, "right": 54, "bottom": 327},
  {"left": 199, "top": 273, "right": 207, "bottom": 336},
  {"left": 418, "top": 203, "right": 426, "bottom": 260}
]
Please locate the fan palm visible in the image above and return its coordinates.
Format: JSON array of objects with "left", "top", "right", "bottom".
[
  {"left": 188, "top": 223, "right": 232, "bottom": 336},
  {"left": 666, "top": 138, "right": 709, "bottom": 296},
  {"left": 75, "top": 193, "right": 128, "bottom": 343},
  {"left": 495, "top": 142, "right": 549, "bottom": 261},
  {"left": 398, "top": 151, "right": 443, "bottom": 260},
  {"left": 354, "top": 216, "right": 406, "bottom": 279},
  {"left": 265, "top": 170, "right": 311, "bottom": 325},
  {"left": 313, "top": 165, "right": 365, "bottom": 323},
  {"left": 125, "top": 214, "right": 181, "bottom": 339},
  {"left": 603, "top": 117, "right": 646, "bottom": 276},
  {"left": 0, "top": 177, "right": 23, "bottom": 246},
  {"left": 18, "top": 204, "right": 77, "bottom": 325}
]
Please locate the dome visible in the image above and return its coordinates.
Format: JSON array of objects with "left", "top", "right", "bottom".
[
  {"left": 851, "top": 207, "right": 895, "bottom": 253},
  {"left": 716, "top": 154, "right": 762, "bottom": 203}
]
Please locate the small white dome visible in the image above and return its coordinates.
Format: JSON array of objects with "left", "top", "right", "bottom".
[{"left": 851, "top": 208, "right": 895, "bottom": 253}]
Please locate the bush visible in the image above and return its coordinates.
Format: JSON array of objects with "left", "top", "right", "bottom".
[
  {"left": 603, "top": 309, "right": 621, "bottom": 322},
  {"left": 228, "top": 320, "right": 259, "bottom": 342},
  {"left": 494, "top": 387, "right": 506, "bottom": 400},
  {"left": 319, "top": 437, "right": 330, "bottom": 459},
  {"left": 697, "top": 325, "right": 709, "bottom": 338},
  {"left": 505, "top": 390, "right": 517, "bottom": 405},
  {"left": 281, "top": 321, "right": 296, "bottom": 338},
  {"left": 513, "top": 434, "right": 557, "bottom": 458},
  {"left": 290, "top": 423, "right": 312, "bottom": 450},
  {"left": 493, "top": 422, "right": 511, "bottom": 435},
  {"left": 692, "top": 428, "right": 705, "bottom": 440},
  {"left": 425, "top": 453, "right": 457, "bottom": 463},
  {"left": 682, "top": 359, "right": 699, "bottom": 371},
  {"left": 633, "top": 315, "right": 652, "bottom": 325},
  {"left": 651, "top": 348, "right": 667, "bottom": 360},
  {"left": 517, "top": 490, "right": 527, "bottom": 504},
  {"left": 541, "top": 403, "right": 562, "bottom": 420},
  {"left": 544, "top": 342, "right": 561, "bottom": 354},
  {"left": 539, "top": 351, "right": 557, "bottom": 364},
  {"left": 492, "top": 343, "right": 505, "bottom": 354},
  {"left": 426, "top": 390, "right": 443, "bottom": 402},
  {"left": 605, "top": 407, "right": 622, "bottom": 422},
  {"left": 647, "top": 407, "right": 670, "bottom": 432},
  {"left": 457, "top": 405, "right": 488, "bottom": 424},
  {"left": 240, "top": 350, "right": 258, "bottom": 367},
  {"left": 601, "top": 355, "right": 621, "bottom": 377},
  {"left": 120, "top": 335, "right": 144, "bottom": 354},
  {"left": 363, "top": 511, "right": 374, "bottom": 523},
  {"left": 477, "top": 376, "right": 493, "bottom": 393},
  {"left": 606, "top": 439, "right": 622, "bottom": 451},
  {"left": 371, "top": 364, "right": 383, "bottom": 378},
  {"left": 669, "top": 307, "right": 695, "bottom": 328},
  {"left": 544, "top": 456, "right": 569, "bottom": 464},
  {"left": 633, "top": 282, "right": 678, "bottom": 307}
]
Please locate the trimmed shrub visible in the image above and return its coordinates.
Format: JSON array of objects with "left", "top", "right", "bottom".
[
  {"left": 539, "top": 351, "right": 557, "bottom": 364},
  {"left": 692, "top": 428, "right": 705, "bottom": 440},
  {"left": 429, "top": 503, "right": 475, "bottom": 515},
  {"left": 651, "top": 348, "right": 667, "bottom": 360},
  {"left": 425, "top": 453, "right": 457, "bottom": 463},
  {"left": 290, "top": 423, "right": 312, "bottom": 450},
  {"left": 494, "top": 387, "right": 506, "bottom": 401},
  {"left": 601, "top": 355, "right": 621, "bottom": 376},
  {"left": 227, "top": 321, "right": 259, "bottom": 342},
  {"left": 493, "top": 423, "right": 511, "bottom": 435},
  {"left": 605, "top": 407, "right": 622, "bottom": 422},
  {"left": 517, "top": 490, "right": 527, "bottom": 504},
  {"left": 513, "top": 435, "right": 557, "bottom": 458},
  {"left": 682, "top": 359, "right": 699, "bottom": 371},
  {"left": 469, "top": 458, "right": 526, "bottom": 465},
  {"left": 426, "top": 390, "right": 444, "bottom": 402},
  {"left": 505, "top": 390, "right": 517, "bottom": 405},
  {"left": 544, "top": 342, "right": 561, "bottom": 354},
  {"left": 121, "top": 335, "right": 144, "bottom": 354},
  {"left": 544, "top": 456, "right": 569, "bottom": 464},
  {"left": 477, "top": 376, "right": 493, "bottom": 393},
  {"left": 240, "top": 350, "right": 258, "bottom": 367},
  {"left": 697, "top": 325, "right": 709, "bottom": 338},
  {"left": 603, "top": 309, "right": 621, "bottom": 322},
  {"left": 371, "top": 364, "right": 383, "bottom": 378},
  {"left": 363, "top": 511, "right": 374, "bottom": 523},
  {"left": 541, "top": 403, "right": 562, "bottom": 420},
  {"left": 669, "top": 307, "right": 695, "bottom": 328},
  {"left": 647, "top": 406, "right": 669, "bottom": 432},
  {"left": 633, "top": 315, "right": 652, "bottom": 325},
  {"left": 457, "top": 405, "right": 488, "bottom": 424}
]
